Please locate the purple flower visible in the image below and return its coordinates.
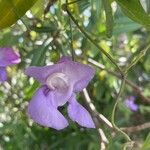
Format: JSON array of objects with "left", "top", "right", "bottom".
[
  {"left": 125, "top": 96, "right": 138, "bottom": 111},
  {"left": 0, "top": 47, "right": 21, "bottom": 81},
  {"left": 25, "top": 56, "right": 95, "bottom": 130}
]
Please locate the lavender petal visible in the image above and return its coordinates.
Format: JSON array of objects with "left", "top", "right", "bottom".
[
  {"left": 28, "top": 86, "right": 68, "bottom": 130},
  {"left": 67, "top": 94, "right": 95, "bottom": 128},
  {"left": 0, "top": 47, "right": 20, "bottom": 67},
  {"left": 0, "top": 67, "right": 7, "bottom": 81}
]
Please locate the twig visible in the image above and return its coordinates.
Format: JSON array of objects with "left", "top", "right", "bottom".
[
  {"left": 88, "top": 58, "right": 150, "bottom": 103},
  {"left": 83, "top": 89, "right": 109, "bottom": 149},
  {"left": 83, "top": 89, "right": 113, "bottom": 129},
  {"left": 121, "top": 122, "right": 150, "bottom": 133},
  {"left": 98, "top": 128, "right": 109, "bottom": 150}
]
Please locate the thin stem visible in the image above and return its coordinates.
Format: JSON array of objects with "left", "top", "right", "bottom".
[
  {"left": 69, "top": 16, "right": 75, "bottom": 60},
  {"left": 66, "top": 0, "right": 75, "bottom": 61},
  {"left": 98, "top": 128, "right": 109, "bottom": 150},
  {"left": 83, "top": 89, "right": 110, "bottom": 149},
  {"left": 111, "top": 74, "right": 132, "bottom": 142},
  {"left": 121, "top": 121, "right": 150, "bottom": 133},
  {"left": 69, "top": 19, "right": 75, "bottom": 60},
  {"left": 63, "top": 5, "right": 124, "bottom": 76},
  {"left": 66, "top": 0, "right": 75, "bottom": 60},
  {"left": 83, "top": 89, "right": 113, "bottom": 129},
  {"left": 125, "top": 42, "right": 150, "bottom": 72}
]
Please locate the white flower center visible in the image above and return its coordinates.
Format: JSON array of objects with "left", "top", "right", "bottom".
[{"left": 46, "top": 73, "right": 69, "bottom": 90}]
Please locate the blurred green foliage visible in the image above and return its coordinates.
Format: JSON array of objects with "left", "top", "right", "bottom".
[
  {"left": 0, "top": 0, "right": 38, "bottom": 29},
  {"left": 0, "top": 0, "right": 150, "bottom": 149}
]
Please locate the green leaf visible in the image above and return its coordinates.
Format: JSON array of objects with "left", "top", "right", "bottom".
[
  {"left": 31, "top": 0, "right": 45, "bottom": 18},
  {"left": 140, "top": 133, "right": 150, "bottom": 150},
  {"left": 31, "top": 43, "right": 49, "bottom": 66},
  {"left": 113, "top": 17, "right": 141, "bottom": 34},
  {"left": 0, "top": 29, "right": 21, "bottom": 46},
  {"left": 115, "top": 0, "right": 150, "bottom": 30},
  {"left": 31, "top": 26, "right": 56, "bottom": 33},
  {"left": 25, "top": 80, "right": 40, "bottom": 99},
  {"left": 0, "top": 0, "right": 38, "bottom": 29},
  {"left": 102, "top": 0, "right": 113, "bottom": 38}
]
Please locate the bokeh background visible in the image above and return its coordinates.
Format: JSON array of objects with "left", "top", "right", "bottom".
[{"left": 0, "top": 0, "right": 150, "bottom": 149}]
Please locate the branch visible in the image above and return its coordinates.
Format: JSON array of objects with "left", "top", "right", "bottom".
[
  {"left": 83, "top": 89, "right": 113, "bottom": 129},
  {"left": 83, "top": 89, "right": 110, "bottom": 149},
  {"left": 88, "top": 58, "right": 150, "bottom": 103},
  {"left": 121, "top": 122, "right": 150, "bottom": 133},
  {"left": 98, "top": 128, "right": 109, "bottom": 150}
]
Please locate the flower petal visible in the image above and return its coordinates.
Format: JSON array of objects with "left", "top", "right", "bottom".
[
  {"left": 58, "top": 56, "right": 72, "bottom": 63},
  {"left": 25, "top": 65, "right": 62, "bottom": 84},
  {"left": 51, "top": 84, "right": 73, "bottom": 107},
  {"left": 62, "top": 60, "right": 95, "bottom": 92},
  {"left": 0, "top": 47, "right": 21, "bottom": 67},
  {"left": 67, "top": 94, "right": 95, "bottom": 128},
  {"left": 125, "top": 99, "right": 138, "bottom": 111},
  {"left": 0, "top": 67, "right": 7, "bottom": 81},
  {"left": 26, "top": 57, "right": 95, "bottom": 91},
  {"left": 28, "top": 86, "right": 68, "bottom": 130}
]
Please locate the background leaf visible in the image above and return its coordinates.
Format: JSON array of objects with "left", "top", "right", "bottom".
[
  {"left": 115, "top": 0, "right": 150, "bottom": 30},
  {"left": 31, "top": 0, "right": 45, "bottom": 18},
  {"left": 140, "top": 133, "right": 150, "bottom": 150},
  {"left": 0, "top": 0, "right": 37, "bottom": 29}
]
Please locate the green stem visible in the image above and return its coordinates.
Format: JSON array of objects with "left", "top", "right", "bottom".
[
  {"left": 66, "top": 0, "right": 75, "bottom": 60},
  {"left": 125, "top": 42, "right": 150, "bottom": 72},
  {"left": 111, "top": 74, "right": 131, "bottom": 142},
  {"left": 69, "top": 16, "right": 75, "bottom": 60},
  {"left": 64, "top": 6, "right": 123, "bottom": 76}
]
